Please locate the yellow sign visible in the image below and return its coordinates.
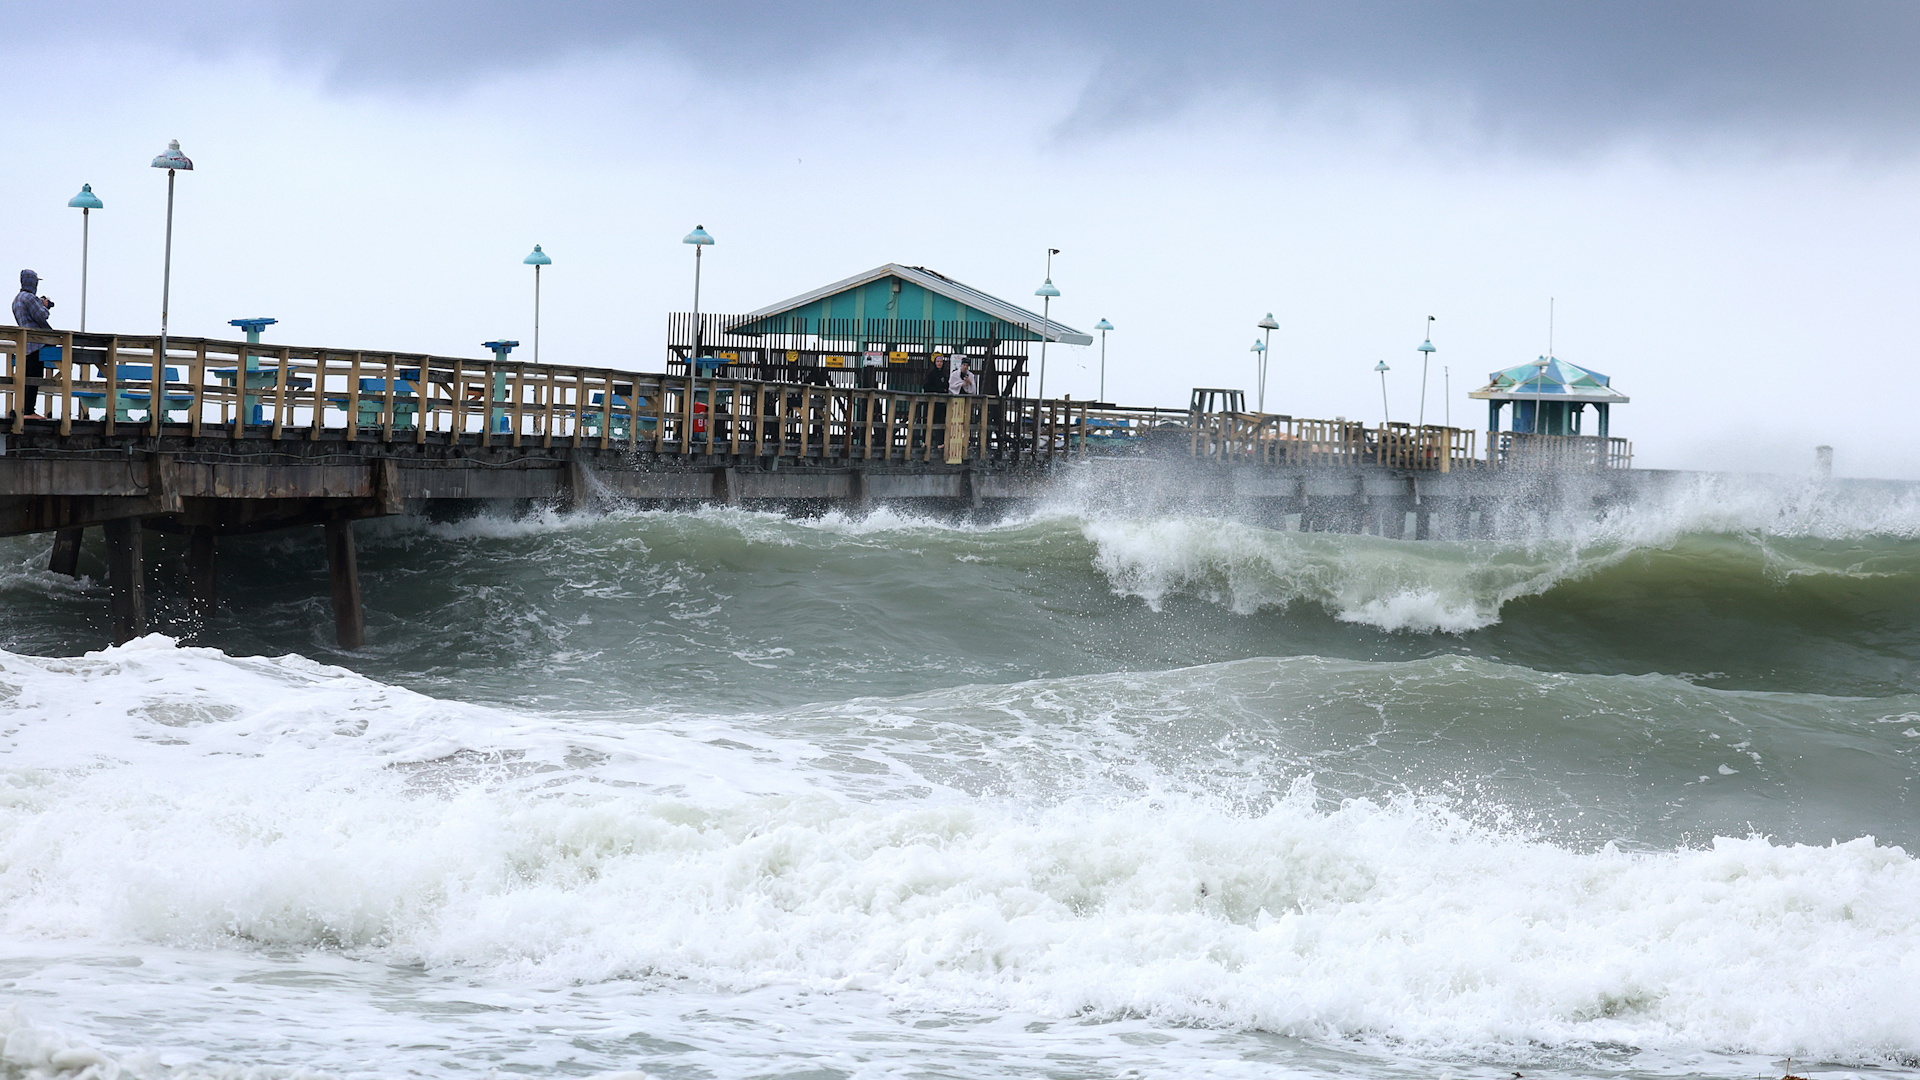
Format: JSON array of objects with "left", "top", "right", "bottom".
[
  {"left": 822, "top": 355, "right": 849, "bottom": 368},
  {"left": 888, "top": 351, "right": 911, "bottom": 363},
  {"left": 786, "top": 351, "right": 800, "bottom": 362},
  {"left": 716, "top": 351, "right": 739, "bottom": 361}
]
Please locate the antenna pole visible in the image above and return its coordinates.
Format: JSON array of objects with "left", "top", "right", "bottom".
[{"left": 1549, "top": 297, "right": 1555, "bottom": 357}]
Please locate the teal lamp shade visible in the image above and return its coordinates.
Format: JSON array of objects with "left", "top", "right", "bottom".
[
  {"left": 1374, "top": 360, "right": 1390, "bottom": 373},
  {"left": 1034, "top": 278, "right": 1060, "bottom": 298},
  {"left": 524, "top": 244, "right": 551, "bottom": 266},
  {"left": 1094, "top": 318, "right": 1113, "bottom": 331},
  {"left": 1257, "top": 312, "right": 1279, "bottom": 331},
  {"left": 683, "top": 225, "right": 714, "bottom": 245},
  {"left": 1250, "top": 339, "right": 1266, "bottom": 352},
  {"left": 151, "top": 139, "right": 193, "bottom": 170},
  {"left": 1418, "top": 338, "right": 1436, "bottom": 353},
  {"left": 68, "top": 184, "right": 102, "bottom": 210}
]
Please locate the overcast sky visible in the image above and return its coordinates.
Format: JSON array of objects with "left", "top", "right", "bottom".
[{"left": 9, "top": 1, "right": 1920, "bottom": 475}]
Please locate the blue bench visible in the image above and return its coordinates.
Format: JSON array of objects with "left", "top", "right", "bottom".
[
  {"left": 329, "top": 369, "right": 422, "bottom": 429},
  {"left": 70, "top": 362, "right": 196, "bottom": 423},
  {"left": 583, "top": 391, "right": 655, "bottom": 438}
]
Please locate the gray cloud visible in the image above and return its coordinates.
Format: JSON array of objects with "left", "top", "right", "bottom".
[{"left": 29, "top": 1, "right": 1920, "bottom": 151}]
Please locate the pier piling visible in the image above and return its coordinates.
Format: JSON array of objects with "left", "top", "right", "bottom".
[
  {"left": 325, "top": 518, "right": 365, "bottom": 650},
  {"left": 48, "top": 527, "right": 83, "bottom": 577},
  {"left": 103, "top": 518, "right": 146, "bottom": 644}
]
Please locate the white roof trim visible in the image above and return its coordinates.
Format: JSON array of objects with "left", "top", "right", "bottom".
[
  {"left": 1467, "top": 388, "right": 1631, "bottom": 404},
  {"left": 729, "top": 263, "right": 1094, "bottom": 346}
]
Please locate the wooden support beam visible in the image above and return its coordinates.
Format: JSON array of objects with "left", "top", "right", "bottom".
[
  {"left": 325, "top": 517, "right": 365, "bottom": 650},
  {"left": 189, "top": 528, "right": 217, "bottom": 618},
  {"left": 104, "top": 517, "right": 145, "bottom": 644},
  {"left": 48, "top": 527, "right": 83, "bottom": 577}
]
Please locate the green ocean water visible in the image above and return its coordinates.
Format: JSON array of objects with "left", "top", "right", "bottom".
[{"left": 1, "top": 468, "right": 1917, "bottom": 1079}]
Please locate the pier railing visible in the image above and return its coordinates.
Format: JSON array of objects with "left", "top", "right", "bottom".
[
  {"left": 0, "top": 329, "right": 1092, "bottom": 464},
  {"left": 1183, "top": 411, "right": 1481, "bottom": 471},
  {"left": 1489, "top": 430, "right": 1633, "bottom": 469},
  {"left": 3, "top": 328, "right": 1629, "bottom": 471}
]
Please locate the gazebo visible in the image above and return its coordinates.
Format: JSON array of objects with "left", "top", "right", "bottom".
[{"left": 1468, "top": 355, "right": 1628, "bottom": 438}]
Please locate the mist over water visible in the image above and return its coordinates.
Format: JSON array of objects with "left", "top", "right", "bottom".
[{"left": 3, "top": 466, "right": 1919, "bottom": 1079}]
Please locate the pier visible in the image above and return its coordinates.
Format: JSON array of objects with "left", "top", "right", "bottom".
[{"left": 3, "top": 325, "right": 1634, "bottom": 647}]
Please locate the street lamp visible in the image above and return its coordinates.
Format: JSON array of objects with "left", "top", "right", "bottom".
[
  {"left": 1256, "top": 311, "right": 1278, "bottom": 411},
  {"left": 67, "top": 184, "right": 102, "bottom": 333},
  {"left": 1416, "top": 315, "right": 1436, "bottom": 428},
  {"left": 1374, "top": 359, "right": 1391, "bottom": 424},
  {"left": 1093, "top": 318, "right": 1113, "bottom": 402},
  {"left": 1033, "top": 248, "right": 1060, "bottom": 399},
  {"left": 1249, "top": 339, "right": 1266, "bottom": 410},
  {"left": 523, "top": 245, "right": 551, "bottom": 363},
  {"left": 150, "top": 139, "right": 193, "bottom": 361},
  {"left": 683, "top": 225, "right": 713, "bottom": 362}
]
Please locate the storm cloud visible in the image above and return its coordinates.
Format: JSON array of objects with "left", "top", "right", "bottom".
[{"left": 27, "top": 1, "right": 1920, "bottom": 153}]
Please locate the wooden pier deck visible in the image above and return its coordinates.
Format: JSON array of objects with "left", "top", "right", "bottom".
[{"left": 3, "top": 327, "right": 1634, "bottom": 647}]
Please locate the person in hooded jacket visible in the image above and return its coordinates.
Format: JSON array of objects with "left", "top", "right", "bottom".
[
  {"left": 11, "top": 270, "right": 55, "bottom": 419},
  {"left": 921, "top": 354, "right": 949, "bottom": 395}
]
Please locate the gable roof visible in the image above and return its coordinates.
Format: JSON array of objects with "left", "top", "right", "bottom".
[
  {"left": 728, "top": 263, "right": 1093, "bottom": 346},
  {"left": 1467, "top": 356, "right": 1630, "bottom": 404}
]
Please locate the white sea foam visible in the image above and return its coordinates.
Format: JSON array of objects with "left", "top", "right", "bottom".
[{"left": 4, "top": 639, "right": 1918, "bottom": 1066}]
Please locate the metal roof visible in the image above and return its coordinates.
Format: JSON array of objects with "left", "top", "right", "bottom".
[
  {"left": 729, "top": 263, "right": 1094, "bottom": 346},
  {"left": 1467, "top": 356, "right": 1630, "bottom": 404}
]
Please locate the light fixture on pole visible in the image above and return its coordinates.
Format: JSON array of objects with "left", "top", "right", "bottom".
[
  {"left": 1416, "top": 316, "right": 1436, "bottom": 428},
  {"left": 150, "top": 139, "right": 193, "bottom": 361},
  {"left": 523, "top": 245, "right": 551, "bottom": 363},
  {"left": 1033, "top": 248, "right": 1060, "bottom": 400},
  {"left": 1093, "top": 318, "right": 1113, "bottom": 402},
  {"left": 683, "top": 225, "right": 713, "bottom": 363},
  {"left": 1256, "top": 311, "right": 1278, "bottom": 412},
  {"left": 67, "top": 184, "right": 103, "bottom": 333},
  {"left": 1374, "top": 359, "right": 1391, "bottom": 424},
  {"left": 1249, "top": 339, "right": 1266, "bottom": 409}
]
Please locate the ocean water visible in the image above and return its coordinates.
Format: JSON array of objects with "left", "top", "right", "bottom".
[{"left": 2, "top": 468, "right": 1918, "bottom": 1079}]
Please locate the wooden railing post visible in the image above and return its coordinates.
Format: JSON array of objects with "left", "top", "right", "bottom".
[
  {"left": 147, "top": 337, "right": 163, "bottom": 438},
  {"left": 58, "top": 331, "right": 75, "bottom": 436},
  {"left": 272, "top": 346, "right": 291, "bottom": 440}
]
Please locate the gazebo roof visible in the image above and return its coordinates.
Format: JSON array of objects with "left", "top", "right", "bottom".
[
  {"left": 726, "top": 263, "right": 1093, "bottom": 346},
  {"left": 1467, "top": 356, "right": 1630, "bottom": 404}
]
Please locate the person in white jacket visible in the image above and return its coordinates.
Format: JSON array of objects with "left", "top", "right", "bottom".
[{"left": 949, "top": 357, "right": 977, "bottom": 395}]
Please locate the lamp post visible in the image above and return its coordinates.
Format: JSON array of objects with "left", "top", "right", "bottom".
[
  {"left": 1416, "top": 315, "right": 1436, "bottom": 428},
  {"left": 1256, "top": 311, "right": 1278, "bottom": 412},
  {"left": 150, "top": 139, "right": 193, "bottom": 361},
  {"left": 523, "top": 245, "right": 551, "bottom": 364},
  {"left": 683, "top": 225, "right": 713, "bottom": 363},
  {"left": 67, "top": 184, "right": 102, "bottom": 333},
  {"left": 1249, "top": 339, "right": 1266, "bottom": 410},
  {"left": 1443, "top": 365, "right": 1451, "bottom": 429},
  {"left": 1093, "top": 318, "right": 1113, "bottom": 402},
  {"left": 1374, "top": 359, "right": 1391, "bottom": 424},
  {"left": 1033, "top": 248, "right": 1060, "bottom": 400}
]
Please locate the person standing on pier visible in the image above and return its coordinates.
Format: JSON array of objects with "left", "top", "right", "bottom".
[
  {"left": 922, "top": 354, "right": 949, "bottom": 395},
  {"left": 950, "top": 357, "right": 977, "bottom": 395},
  {"left": 11, "top": 270, "right": 55, "bottom": 419}
]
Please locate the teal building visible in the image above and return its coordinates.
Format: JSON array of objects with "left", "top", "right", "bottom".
[{"left": 671, "top": 264, "right": 1089, "bottom": 396}]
